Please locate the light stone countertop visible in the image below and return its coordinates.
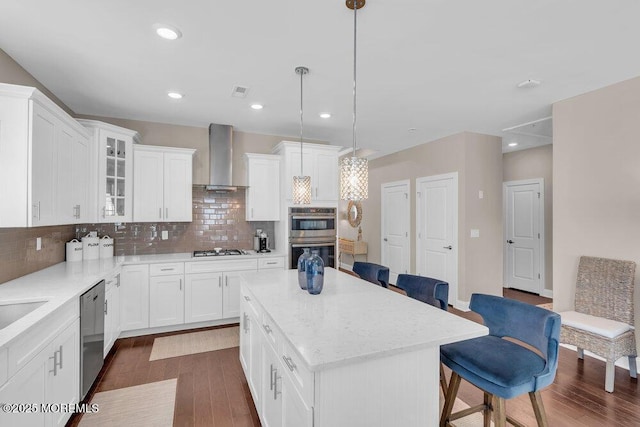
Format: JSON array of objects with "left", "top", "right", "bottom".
[
  {"left": 241, "top": 267, "right": 488, "bottom": 371},
  {"left": 0, "top": 251, "right": 286, "bottom": 349}
]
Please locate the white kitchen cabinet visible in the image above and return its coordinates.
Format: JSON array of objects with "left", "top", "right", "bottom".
[
  {"left": 133, "top": 145, "right": 195, "bottom": 222},
  {"left": 0, "top": 317, "right": 79, "bottom": 427},
  {"left": 261, "top": 341, "right": 283, "bottom": 427},
  {"left": 104, "top": 272, "right": 121, "bottom": 357},
  {"left": 120, "top": 264, "right": 150, "bottom": 331},
  {"left": 0, "top": 83, "right": 91, "bottom": 227},
  {"left": 77, "top": 119, "right": 139, "bottom": 223},
  {"left": 240, "top": 289, "right": 262, "bottom": 414},
  {"left": 245, "top": 153, "right": 280, "bottom": 221},
  {"left": 282, "top": 373, "right": 313, "bottom": 427},
  {"left": 184, "top": 272, "right": 223, "bottom": 323},
  {"left": 273, "top": 141, "right": 341, "bottom": 203},
  {"left": 149, "top": 275, "right": 185, "bottom": 327},
  {"left": 222, "top": 272, "right": 242, "bottom": 318}
]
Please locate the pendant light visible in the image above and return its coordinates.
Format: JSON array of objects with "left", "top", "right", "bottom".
[
  {"left": 293, "top": 66, "right": 312, "bottom": 204},
  {"left": 340, "top": 0, "right": 368, "bottom": 201}
]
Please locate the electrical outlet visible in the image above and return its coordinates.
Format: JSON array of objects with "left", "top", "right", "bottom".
[
  {"left": 478, "top": 190, "right": 484, "bottom": 199},
  {"left": 162, "top": 230, "right": 168, "bottom": 240},
  {"left": 36, "top": 237, "right": 42, "bottom": 251},
  {"left": 470, "top": 229, "right": 480, "bottom": 238}
]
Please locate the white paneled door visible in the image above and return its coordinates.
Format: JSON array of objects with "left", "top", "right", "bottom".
[
  {"left": 504, "top": 180, "right": 544, "bottom": 294},
  {"left": 381, "top": 180, "right": 410, "bottom": 284},
  {"left": 416, "top": 173, "right": 458, "bottom": 307}
]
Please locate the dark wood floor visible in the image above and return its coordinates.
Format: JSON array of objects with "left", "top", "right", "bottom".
[{"left": 68, "top": 288, "right": 640, "bottom": 427}]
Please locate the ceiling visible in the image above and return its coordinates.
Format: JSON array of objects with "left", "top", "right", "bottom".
[{"left": 2, "top": 1, "right": 640, "bottom": 158}]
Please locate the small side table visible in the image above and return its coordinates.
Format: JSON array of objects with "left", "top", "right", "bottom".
[{"left": 338, "top": 238, "right": 368, "bottom": 265}]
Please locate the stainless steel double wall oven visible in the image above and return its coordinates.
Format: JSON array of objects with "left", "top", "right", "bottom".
[{"left": 289, "top": 207, "right": 336, "bottom": 269}]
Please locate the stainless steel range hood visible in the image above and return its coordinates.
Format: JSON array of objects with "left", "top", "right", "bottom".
[{"left": 206, "top": 123, "right": 238, "bottom": 191}]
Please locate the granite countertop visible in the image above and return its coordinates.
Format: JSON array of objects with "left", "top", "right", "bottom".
[
  {"left": 0, "top": 251, "right": 286, "bottom": 349},
  {"left": 240, "top": 268, "right": 488, "bottom": 371}
]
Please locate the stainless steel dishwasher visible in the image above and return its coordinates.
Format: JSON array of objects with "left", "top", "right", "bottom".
[{"left": 80, "top": 280, "right": 105, "bottom": 400}]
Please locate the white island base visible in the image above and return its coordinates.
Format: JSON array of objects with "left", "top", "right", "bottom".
[{"left": 239, "top": 268, "right": 487, "bottom": 427}]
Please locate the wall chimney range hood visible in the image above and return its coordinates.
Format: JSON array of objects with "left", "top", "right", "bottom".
[{"left": 206, "top": 123, "right": 240, "bottom": 191}]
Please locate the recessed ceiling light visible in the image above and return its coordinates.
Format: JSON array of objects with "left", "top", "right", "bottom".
[
  {"left": 250, "top": 103, "right": 263, "bottom": 110},
  {"left": 154, "top": 24, "right": 182, "bottom": 40},
  {"left": 167, "top": 92, "right": 183, "bottom": 99},
  {"left": 508, "top": 142, "right": 518, "bottom": 147},
  {"left": 319, "top": 112, "right": 331, "bottom": 119},
  {"left": 516, "top": 79, "right": 541, "bottom": 89}
]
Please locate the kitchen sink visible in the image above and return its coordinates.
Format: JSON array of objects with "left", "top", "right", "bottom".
[{"left": 0, "top": 300, "right": 47, "bottom": 330}]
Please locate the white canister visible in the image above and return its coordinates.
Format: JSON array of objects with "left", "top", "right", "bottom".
[
  {"left": 65, "top": 239, "right": 83, "bottom": 262},
  {"left": 100, "top": 235, "right": 114, "bottom": 259},
  {"left": 81, "top": 235, "right": 100, "bottom": 260}
]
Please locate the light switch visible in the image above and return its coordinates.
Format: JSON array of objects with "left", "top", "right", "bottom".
[
  {"left": 36, "top": 237, "right": 42, "bottom": 250},
  {"left": 161, "top": 230, "right": 169, "bottom": 240},
  {"left": 478, "top": 190, "right": 484, "bottom": 199},
  {"left": 470, "top": 229, "right": 480, "bottom": 238}
]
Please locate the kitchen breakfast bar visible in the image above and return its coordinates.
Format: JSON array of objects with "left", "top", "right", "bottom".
[{"left": 239, "top": 268, "right": 488, "bottom": 426}]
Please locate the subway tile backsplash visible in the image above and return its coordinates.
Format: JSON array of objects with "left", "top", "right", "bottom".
[{"left": 0, "top": 187, "right": 274, "bottom": 284}]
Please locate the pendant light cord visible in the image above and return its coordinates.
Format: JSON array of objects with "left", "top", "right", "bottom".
[
  {"left": 352, "top": 2, "right": 358, "bottom": 157},
  {"left": 300, "top": 67, "right": 304, "bottom": 175}
]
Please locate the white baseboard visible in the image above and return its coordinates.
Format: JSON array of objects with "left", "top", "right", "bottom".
[
  {"left": 118, "top": 317, "right": 239, "bottom": 339},
  {"left": 340, "top": 262, "right": 353, "bottom": 271},
  {"left": 454, "top": 300, "right": 471, "bottom": 312},
  {"left": 541, "top": 288, "right": 553, "bottom": 298}
]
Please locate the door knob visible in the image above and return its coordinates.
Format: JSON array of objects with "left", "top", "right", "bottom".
[
  {"left": 507, "top": 240, "right": 514, "bottom": 244},
  {"left": 443, "top": 245, "right": 452, "bottom": 250},
  {"left": 383, "top": 238, "right": 388, "bottom": 241}
]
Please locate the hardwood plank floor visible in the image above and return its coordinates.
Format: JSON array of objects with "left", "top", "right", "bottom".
[{"left": 68, "top": 289, "right": 639, "bottom": 426}]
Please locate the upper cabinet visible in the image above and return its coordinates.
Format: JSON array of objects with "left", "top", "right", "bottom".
[
  {"left": 0, "top": 83, "right": 91, "bottom": 227},
  {"left": 133, "top": 144, "right": 195, "bottom": 222},
  {"left": 272, "top": 141, "right": 341, "bottom": 204},
  {"left": 245, "top": 153, "right": 280, "bottom": 221},
  {"left": 77, "top": 119, "right": 139, "bottom": 223}
]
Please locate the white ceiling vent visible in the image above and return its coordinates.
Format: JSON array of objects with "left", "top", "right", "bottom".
[{"left": 231, "top": 85, "right": 249, "bottom": 98}]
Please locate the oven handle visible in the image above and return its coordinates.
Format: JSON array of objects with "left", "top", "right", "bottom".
[
  {"left": 290, "top": 215, "right": 335, "bottom": 220},
  {"left": 291, "top": 242, "right": 335, "bottom": 248}
]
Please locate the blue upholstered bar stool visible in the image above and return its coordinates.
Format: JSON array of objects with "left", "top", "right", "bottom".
[
  {"left": 440, "top": 294, "right": 561, "bottom": 427},
  {"left": 352, "top": 262, "right": 389, "bottom": 288},
  {"left": 396, "top": 274, "right": 450, "bottom": 394},
  {"left": 395, "top": 274, "right": 448, "bottom": 310}
]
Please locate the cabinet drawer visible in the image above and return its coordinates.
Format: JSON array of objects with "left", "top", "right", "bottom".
[
  {"left": 281, "top": 340, "right": 314, "bottom": 407},
  {"left": 258, "top": 257, "right": 285, "bottom": 270},
  {"left": 7, "top": 299, "right": 78, "bottom": 378},
  {"left": 150, "top": 262, "right": 184, "bottom": 276},
  {"left": 241, "top": 287, "right": 260, "bottom": 320},
  {"left": 185, "top": 259, "right": 258, "bottom": 274}
]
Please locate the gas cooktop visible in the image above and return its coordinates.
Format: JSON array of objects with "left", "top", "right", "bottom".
[{"left": 193, "top": 249, "right": 245, "bottom": 257}]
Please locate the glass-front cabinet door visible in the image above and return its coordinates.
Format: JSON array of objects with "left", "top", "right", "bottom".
[{"left": 99, "top": 131, "right": 133, "bottom": 222}]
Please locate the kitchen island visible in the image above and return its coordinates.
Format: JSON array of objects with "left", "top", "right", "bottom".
[{"left": 239, "top": 267, "right": 488, "bottom": 427}]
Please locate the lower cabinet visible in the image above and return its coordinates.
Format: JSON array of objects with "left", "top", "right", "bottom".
[
  {"left": 0, "top": 318, "right": 79, "bottom": 427},
  {"left": 120, "top": 264, "right": 150, "bottom": 331},
  {"left": 149, "top": 274, "right": 184, "bottom": 327},
  {"left": 104, "top": 272, "right": 121, "bottom": 357},
  {"left": 185, "top": 272, "right": 223, "bottom": 323},
  {"left": 241, "top": 286, "right": 313, "bottom": 427}
]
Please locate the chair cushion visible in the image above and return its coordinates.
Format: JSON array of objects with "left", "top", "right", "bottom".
[
  {"left": 559, "top": 310, "right": 633, "bottom": 339},
  {"left": 441, "top": 335, "right": 546, "bottom": 399}
]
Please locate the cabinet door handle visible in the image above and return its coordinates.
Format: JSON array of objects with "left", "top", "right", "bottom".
[
  {"left": 225, "top": 276, "right": 228, "bottom": 287},
  {"left": 102, "top": 206, "right": 106, "bottom": 218},
  {"left": 166, "top": 208, "right": 168, "bottom": 219},
  {"left": 219, "top": 276, "right": 222, "bottom": 288},
  {"left": 273, "top": 369, "right": 281, "bottom": 399},
  {"left": 57, "top": 345, "right": 63, "bottom": 370},
  {"left": 77, "top": 205, "right": 81, "bottom": 219},
  {"left": 270, "top": 363, "right": 275, "bottom": 390},
  {"left": 243, "top": 313, "right": 250, "bottom": 332},
  {"left": 104, "top": 300, "right": 108, "bottom": 315},
  {"left": 251, "top": 208, "right": 254, "bottom": 218},
  {"left": 179, "top": 278, "right": 182, "bottom": 290},
  {"left": 263, "top": 324, "right": 272, "bottom": 334},
  {"left": 266, "top": 262, "right": 277, "bottom": 265},
  {"left": 49, "top": 352, "right": 58, "bottom": 376},
  {"left": 116, "top": 274, "right": 120, "bottom": 287},
  {"left": 159, "top": 208, "right": 162, "bottom": 219},
  {"left": 282, "top": 355, "right": 297, "bottom": 372},
  {"left": 160, "top": 268, "right": 174, "bottom": 271}
]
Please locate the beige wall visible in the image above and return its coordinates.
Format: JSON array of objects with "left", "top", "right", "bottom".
[
  {"left": 0, "top": 48, "right": 74, "bottom": 115},
  {"left": 553, "top": 76, "right": 640, "bottom": 313},
  {"left": 346, "top": 132, "right": 503, "bottom": 305},
  {"left": 503, "top": 144, "right": 553, "bottom": 294}
]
